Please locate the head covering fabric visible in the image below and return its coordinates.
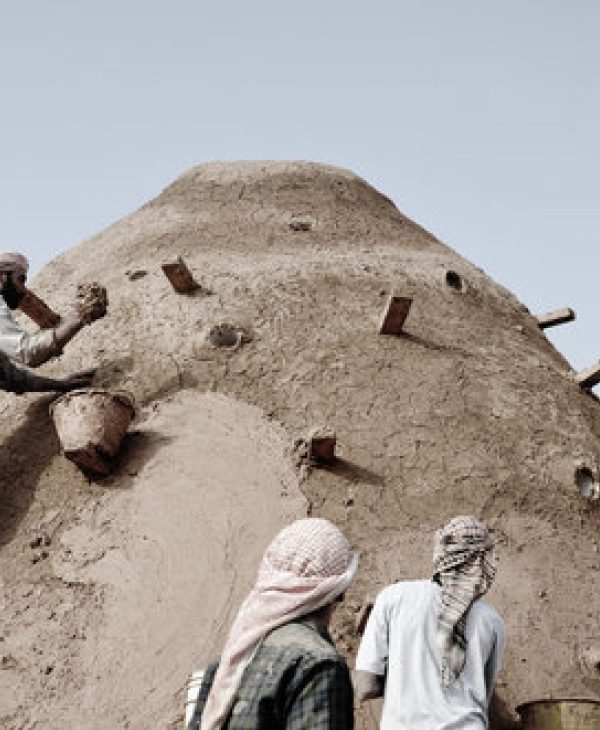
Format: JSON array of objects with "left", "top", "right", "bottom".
[
  {"left": 0, "top": 252, "right": 29, "bottom": 276},
  {"left": 433, "top": 515, "right": 496, "bottom": 690},
  {"left": 200, "top": 518, "right": 358, "bottom": 730}
]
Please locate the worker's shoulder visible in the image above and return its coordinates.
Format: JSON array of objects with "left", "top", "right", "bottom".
[
  {"left": 263, "top": 620, "right": 343, "bottom": 665},
  {"left": 472, "top": 597, "right": 505, "bottom": 632},
  {"left": 377, "top": 578, "right": 433, "bottom": 604},
  {"left": 0, "top": 295, "right": 12, "bottom": 316}
]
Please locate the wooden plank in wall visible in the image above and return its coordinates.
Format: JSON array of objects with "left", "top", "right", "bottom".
[
  {"left": 161, "top": 256, "right": 200, "bottom": 294},
  {"left": 536, "top": 307, "right": 575, "bottom": 330},
  {"left": 379, "top": 294, "right": 412, "bottom": 335},
  {"left": 18, "top": 289, "right": 61, "bottom": 329},
  {"left": 576, "top": 361, "right": 600, "bottom": 390}
]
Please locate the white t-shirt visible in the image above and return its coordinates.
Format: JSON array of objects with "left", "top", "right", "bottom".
[{"left": 355, "top": 580, "right": 505, "bottom": 730}]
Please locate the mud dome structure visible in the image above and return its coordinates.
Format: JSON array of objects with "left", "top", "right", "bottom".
[{"left": 1, "top": 162, "right": 599, "bottom": 729}]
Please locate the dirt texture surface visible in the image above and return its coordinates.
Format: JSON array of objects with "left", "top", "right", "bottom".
[{"left": 1, "top": 161, "right": 599, "bottom": 728}]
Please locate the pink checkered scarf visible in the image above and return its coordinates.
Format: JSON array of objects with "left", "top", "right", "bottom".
[
  {"left": 0, "top": 252, "right": 29, "bottom": 275},
  {"left": 433, "top": 516, "right": 496, "bottom": 690},
  {"left": 200, "top": 518, "right": 358, "bottom": 730}
]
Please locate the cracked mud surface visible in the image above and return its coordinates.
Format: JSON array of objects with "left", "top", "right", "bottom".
[
  {"left": 1, "top": 391, "right": 305, "bottom": 728},
  {"left": 1, "top": 161, "right": 599, "bottom": 728}
]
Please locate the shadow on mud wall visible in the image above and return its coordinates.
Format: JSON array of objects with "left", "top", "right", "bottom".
[
  {"left": 0, "top": 395, "right": 59, "bottom": 546},
  {"left": 88, "top": 428, "right": 175, "bottom": 488},
  {"left": 328, "top": 458, "right": 385, "bottom": 487},
  {"left": 489, "top": 691, "right": 522, "bottom": 730}
]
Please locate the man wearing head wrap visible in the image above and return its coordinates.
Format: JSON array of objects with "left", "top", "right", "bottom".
[
  {"left": 187, "top": 517, "right": 358, "bottom": 730},
  {"left": 0, "top": 251, "right": 104, "bottom": 394},
  {"left": 355, "top": 516, "right": 505, "bottom": 730}
]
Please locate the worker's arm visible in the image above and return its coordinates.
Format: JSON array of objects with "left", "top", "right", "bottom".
[
  {"left": 0, "top": 291, "right": 106, "bottom": 368},
  {"left": 24, "top": 368, "right": 95, "bottom": 393},
  {"left": 484, "top": 618, "right": 506, "bottom": 705},
  {"left": 0, "top": 354, "right": 94, "bottom": 394},
  {"left": 353, "top": 669, "right": 384, "bottom": 701},
  {"left": 354, "top": 589, "right": 390, "bottom": 702},
  {"left": 285, "top": 659, "right": 354, "bottom": 729},
  {"left": 49, "top": 313, "right": 86, "bottom": 357}
]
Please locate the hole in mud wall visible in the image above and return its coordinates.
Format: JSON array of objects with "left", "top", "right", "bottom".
[
  {"left": 574, "top": 466, "right": 599, "bottom": 500},
  {"left": 445, "top": 270, "right": 465, "bottom": 292},
  {"left": 208, "top": 324, "right": 241, "bottom": 349},
  {"left": 289, "top": 217, "right": 314, "bottom": 232},
  {"left": 579, "top": 646, "right": 600, "bottom": 674}
]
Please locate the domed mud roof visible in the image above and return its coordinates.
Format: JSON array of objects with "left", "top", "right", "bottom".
[{"left": 2, "top": 161, "right": 599, "bottom": 728}]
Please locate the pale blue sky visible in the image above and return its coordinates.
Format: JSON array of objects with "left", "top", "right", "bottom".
[{"left": 1, "top": 2, "right": 598, "bottom": 376}]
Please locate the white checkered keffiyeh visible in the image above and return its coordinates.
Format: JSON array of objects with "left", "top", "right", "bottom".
[
  {"left": 200, "top": 518, "right": 358, "bottom": 730},
  {"left": 433, "top": 516, "right": 497, "bottom": 690}
]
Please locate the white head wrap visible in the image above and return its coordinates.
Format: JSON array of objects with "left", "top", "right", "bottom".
[
  {"left": 433, "top": 515, "right": 497, "bottom": 689},
  {"left": 0, "top": 252, "right": 29, "bottom": 275},
  {"left": 200, "top": 517, "right": 358, "bottom": 730}
]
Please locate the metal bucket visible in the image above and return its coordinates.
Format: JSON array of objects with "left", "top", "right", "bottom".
[
  {"left": 184, "top": 670, "right": 205, "bottom": 728},
  {"left": 50, "top": 389, "right": 135, "bottom": 475},
  {"left": 517, "top": 699, "right": 600, "bottom": 730}
]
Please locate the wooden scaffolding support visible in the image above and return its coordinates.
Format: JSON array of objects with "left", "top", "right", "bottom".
[
  {"left": 576, "top": 361, "right": 600, "bottom": 390},
  {"left": 536, "top": 307, "right": 575, "bottom": 330}
]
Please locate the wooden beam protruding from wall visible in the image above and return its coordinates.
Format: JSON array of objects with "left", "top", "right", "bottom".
[
  {"left": 379, "top": 294, "right": 412, "bottom": 335},
  {"left": 536, "top": 307, "right": 575, "bottom": 330},
  {"left": 18, "top": 289, "right": 61, "bottom": 329},
  {"left": 161, "top": 256, "right": 200, "bottom": 294},
  {"left": 576, "top": 360, "right": 600, "bottom": 389}
]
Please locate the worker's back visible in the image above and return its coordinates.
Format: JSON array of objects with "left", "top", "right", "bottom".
[
  {"left": 356, "top": 580, "right": 505, "bottom": 730},
  {"left": 188, "top": 616, "right": 353, "bottom": 729}
]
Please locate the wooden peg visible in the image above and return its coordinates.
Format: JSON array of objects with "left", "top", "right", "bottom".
[
  {"left": 18, "top": 289, "right": 61, "bottom": 329},
  {"left": 576, "top": 361, "right": 600, "bottom": 390},
  {"left": 379, "top": 294, "right": 412, "bottom": 335},
  {"left": 536, "top": 308, "right": 575, "bottom": 330},
  {"left": 307, "top": 425, "right": 337, "bottom": 463},
  {"left": 161, "top": 256, "right": 200, "bottom": 294}
]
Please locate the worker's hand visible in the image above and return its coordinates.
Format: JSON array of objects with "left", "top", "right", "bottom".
[
  {"left": 76, "top": 283, "right": 108, "bottom": 325},
  {"left": 58, "top": 369, "right": 96, "bottom": 392}
]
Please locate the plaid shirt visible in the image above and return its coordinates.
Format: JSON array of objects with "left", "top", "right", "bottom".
[{"left": 187, "top": 616, "right": 354, "bottom": 730}]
